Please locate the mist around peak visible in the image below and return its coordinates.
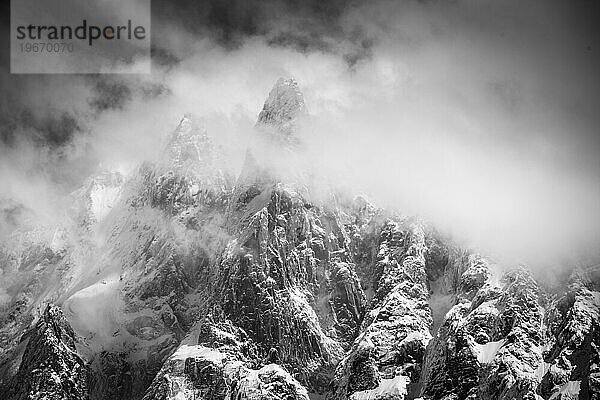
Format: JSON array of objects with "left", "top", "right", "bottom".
[{"left": 0, "top": 0, "right": 599, "bottom": 276}]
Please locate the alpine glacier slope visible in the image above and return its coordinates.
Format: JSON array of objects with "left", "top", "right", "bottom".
[{"left": 0, "top": 78, "right": 598, "bottom": 400}]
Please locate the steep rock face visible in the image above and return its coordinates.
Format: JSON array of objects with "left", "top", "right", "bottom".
[
  {"left": 74, "top": 80, "right": 317, "bottom": 399},
  {"left": 256, "top": 77, "right": 307, "bottom": 141},
  {"left": 332, "top": 220, "right": 435, "bottom": 400},
  {"left": 143, "top": 316, "right": 309, "bottom": 400},
  {"left": 476, "top": 268, "right": 544, "bottom": 400},
  {"left": 138, "top": 115, "right": 232, "bottom": 215},
  {"left": 79, "top": 116, "right": 234, "bottom": 400},
  {"left": 140, "top": 78, "right": 372, "bottom": 398},
  {"left": 419, "top": 253, "right": 493, "bottom": 399},
  {"left": 541, "top": 266, "right": 600, "bottom": 400},
  {"left": 142, "top": 317, "right": 251, "bottom": 400},
  {"left": 71, "top": 168, "right": 124, "bottom": 231},
  {"left": 0, "top": 227, "right": 73, "bottom": 384},
  {"left": 418, "top": 257, "right": 600, "bottom": 400},
  {"left": 420, "top": 253, "right": 548, "bottom": 400},
  {"left": 6, "top": 304, "right": 88, "bottom": 400},
  {"left": 218, "top": 79, "right": 364, "bottom": 393},
  {"left": 149, "top": 114, "right": 230, "bottom": 231}
]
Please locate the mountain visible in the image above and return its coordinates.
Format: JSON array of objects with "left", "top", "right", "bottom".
[
  {"left": 0, "top": 79, "right": 598, "bottom": 400},
  {"left": 256, "top": 77, "right": 308, "bottom": 142},
  {"left": 5, "top": 304, "right": 89, "bottom": 400}
]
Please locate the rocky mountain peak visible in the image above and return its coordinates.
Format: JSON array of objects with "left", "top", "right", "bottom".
[
  {"left": 71, "top": 166, "right": 124, "bottom": 228},
  {"left": 256, "top": 78, "right": 307, "bottom": 138},
  {"left": 135, "top": 113, "right": 231, "bottom": 214},
  {"left": 231, "top": 79, "right": 310, "bottom": 217},
  {"left": 38, "top": 304, "right": 76, "bottom": 344},
  {"left": 164, "top": 114, "right": 213, "bottom": 170},
  {"left": 5, "top": 304, "right": 88, "bottom": 400}
]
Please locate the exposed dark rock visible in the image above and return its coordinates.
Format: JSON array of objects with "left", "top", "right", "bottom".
[{"left": 6, "top": 304, "right": 89, "bottom": 400}]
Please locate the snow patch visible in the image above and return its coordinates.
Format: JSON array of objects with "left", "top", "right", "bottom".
[
  {"left": 549, "top": 380, "right": 580, "bottom": 400},
  {"left": 399, "top": 331, "right": 427, "bottom": 347},
  {"left": 592, "top": 291, "right": 600, "bottom": 306},
  {"left": 90, "top": 185, "right": 121, "bottom": 222},
  {"left": 533, "top": 343, "right": 551, "bottom": 379},
  {"left": 428, "top": 278, "right": 454, "bottom": 333},
  {"left": 473, "top": 339, "right": 506, "bottom": 364},
  {"left": 235, "top": 363, "right": 309, "bottom": 399},
  {"left": 67, "top": 275, "right": 119, "bottom": 300},
  {"left": 63, "top": 274, "right": 122, "bottom": 349},
  {"left": 170, "top": 345, "right": 226, "bottom": 363},
  {"left": 350, "top": 375, "right": 409, "bottom": 400}
]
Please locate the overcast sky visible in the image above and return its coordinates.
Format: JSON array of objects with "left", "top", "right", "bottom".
[{"left": 1, "top": 0, "right": 599, "bottom": 270}]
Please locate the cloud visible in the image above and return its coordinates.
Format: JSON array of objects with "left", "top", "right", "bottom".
[
  {"left": 0, "top": 0, "right": 600, "bottom": 271},
  {"left": 87, "top": 79, "right": 134, "bottom": 112}
]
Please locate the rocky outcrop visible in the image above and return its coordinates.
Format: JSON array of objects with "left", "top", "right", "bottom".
[
  {"left": 540, "top": 266, "right": 600, "bottom": 400},
  {"left": 256, "top": 77, "right": 307, "bottom": 141},
  {"left": 6, "top": 304, "right": 88, "bottom": 400},
  {"left": 418, "top": 253, "right": 599, "bottom": 400},
  {"left": 331, "top": 219, "right": 434, "bottom": 400},
  {"left": 217, "top": 80, "right": 364, "bottom": 393},
  {"left": 79, "top": 116, "right": 234, "bottom": 399},
  {"left": 142, "top": 316, "right": 309, "bottom": 400},
  {"left": 138, "top": 114, "right": 232, "bottom": 214}
]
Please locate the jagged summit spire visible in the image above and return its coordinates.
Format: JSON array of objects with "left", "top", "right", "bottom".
[
  {"left": 232, "top": 79, "right": 309, "bottom": 203},
  {"left": 256, "top": 78, "right": 307, "bottom": 137},
  {"left": 169, "top": 114, "right": 207, "bottom": 144},
  {"left": 164, "top": 114, "right": 213, "bottom": 169}
]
